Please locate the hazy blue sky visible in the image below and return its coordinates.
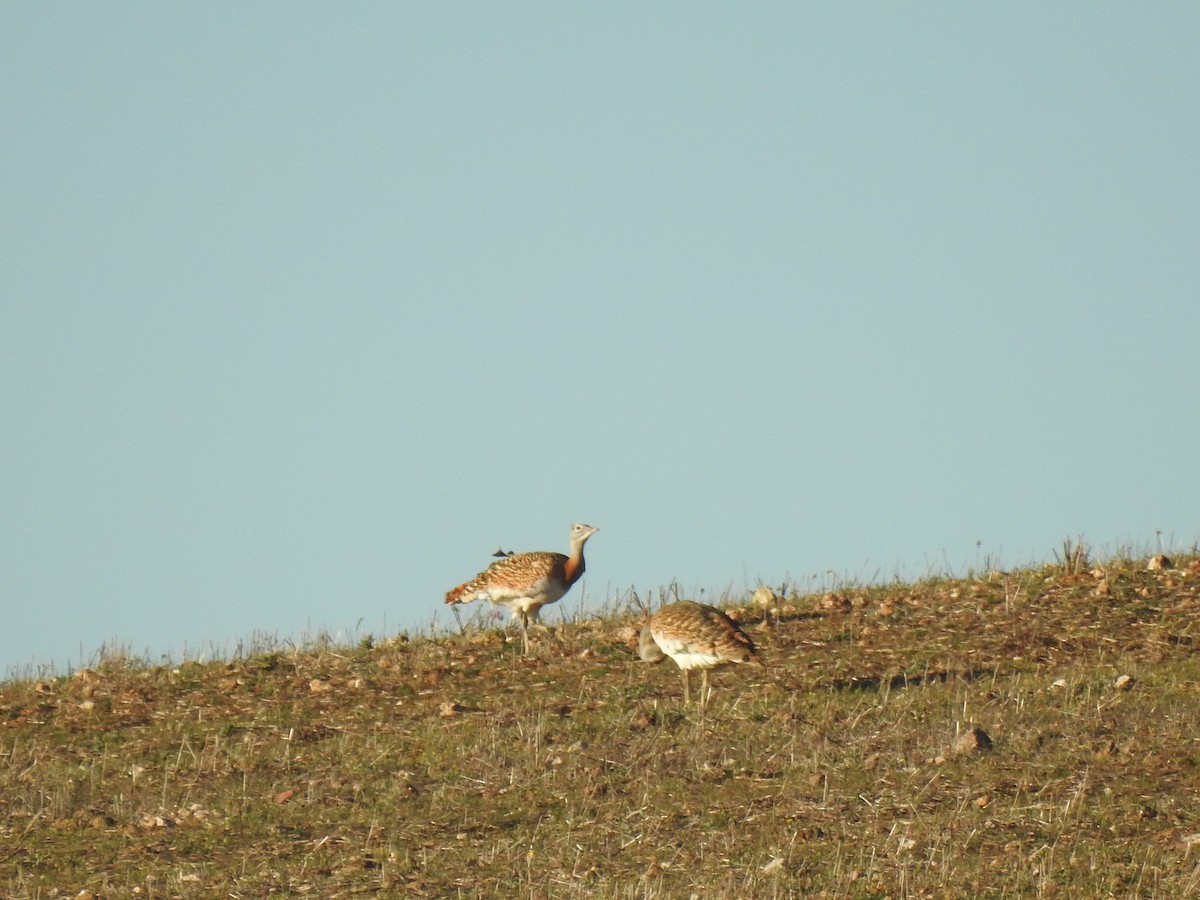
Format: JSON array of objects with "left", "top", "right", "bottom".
[{"left": 3, "top": 4, "right": 1197, "bottom": 676}]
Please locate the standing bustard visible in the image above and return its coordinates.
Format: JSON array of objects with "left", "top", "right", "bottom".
[
  {"left": 638, "top": 600, "right": 761, "bottom": 707},
  {"left": 445, "top": 523, "right": 598, "bottom": 653}
]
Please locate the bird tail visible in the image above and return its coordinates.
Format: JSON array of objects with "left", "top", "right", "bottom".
[{"left": 445, "top": 582, "right": 473, "bottom": 605}]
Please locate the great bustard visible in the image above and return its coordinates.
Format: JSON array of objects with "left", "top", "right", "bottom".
[
  {"left": 638, "top": 600, "right": 761, "bottom": 707},
  {"left": 445, "top": 524, "right": 598, "bottom": 653}
]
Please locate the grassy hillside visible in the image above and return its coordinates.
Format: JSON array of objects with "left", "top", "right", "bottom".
[{"left": 4, "top": 552, "right": 1200, "bottom": 898}]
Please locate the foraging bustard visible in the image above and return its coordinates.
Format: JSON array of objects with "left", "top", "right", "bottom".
[
  {"left": 445, "top": 524, "right": 598, "bottom": 653},
  {"left": 638, "top": 600, "right": 761, "bottom": 707}
]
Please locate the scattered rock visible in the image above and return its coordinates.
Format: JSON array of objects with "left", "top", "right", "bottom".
[
  {"left": 821, "top": 593, "right": 851, "bottom": 612},
  {"left": 274, "top": 789, "right": 295, "bottom": 804},
  {"left": 632, "top": 712, "right": 657, "bottom": 730},
  {"left": 973, "top": 794, "right": 990, "bottom": 808},
  {"left": 1148, "top": 555, "right": 1173, "bottom": 571},
  {"left": 309, "top": 678, "right": 333, "bottom": 693},
  {"left": 1095, "top": 740, "right": 1119, "bottom": 759},
  {"left": 616, "top": 624, "right": 640, "bottom": 645},
  {"left": 394, "top": 772, "right": 419, "bottom": 797},
  {"left": 138, "top": 814, "right": 175, "bottom": 828},
  {"left": 954, "top": 727, "right": 993, "bottom": 754},
  {"left": 1115, "top": 674, "right": 1135, "bottom": 691},
  {"left": 750, "top": 617, "right": 773, "bottom": 633},
  {"left": 439, "top": 701, "right": 481, "bottom": 717}
]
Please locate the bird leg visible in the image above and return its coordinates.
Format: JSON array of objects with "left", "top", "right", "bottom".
[
  {"left": 699, "top": 669, "right": 710, "bottom": 710},
  {"left": 681, "top": 669, "right": 691, "bottom": 705},
  {"left": 519, "top": 612, "right": 531, "bottom": 655}
]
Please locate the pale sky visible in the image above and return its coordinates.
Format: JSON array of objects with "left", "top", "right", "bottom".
[{"left": 3, "top": 3, "right": 1198, "bottom": 676}]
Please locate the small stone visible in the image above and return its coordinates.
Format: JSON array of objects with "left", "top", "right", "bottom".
[
  {"left": 761, "top": 856, "right": 785, "bottom": 874},
  {"left": 954, "top": 727, "right": 993, "bottom": 754},
  {"left": 1148, "top": 555, "right": 1173, "bottom": 571},
  {"left": 1095, "top": 740, "right": 1118, "bottom": 759},
  {"left": 309, "top": 679, "right": 333, "bottom": 693},
  {"left": 973, "top": 795, "right": 990, "bottom": 808},
  {"left": 1115, "top": 674, "right": 1135, "bottom": 691},
  {"left": 616, "top": 624, "right": 640, "bottom": 644}
]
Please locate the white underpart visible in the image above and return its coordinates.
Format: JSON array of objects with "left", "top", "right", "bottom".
[
  {"left": 652, "top": 636, "right": 725, "bottom": 671},
  {"left": 473, "top": 575, "right": 567, "bottom": 621}
]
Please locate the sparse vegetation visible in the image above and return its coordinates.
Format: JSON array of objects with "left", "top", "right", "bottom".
[{"left": 5, "top": 551, "right": 1200, "bottom": 897}]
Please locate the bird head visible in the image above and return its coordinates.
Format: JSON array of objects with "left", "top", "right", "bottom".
[{"left": 570, "top": 523, "right": 599, "bottom": 544}]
